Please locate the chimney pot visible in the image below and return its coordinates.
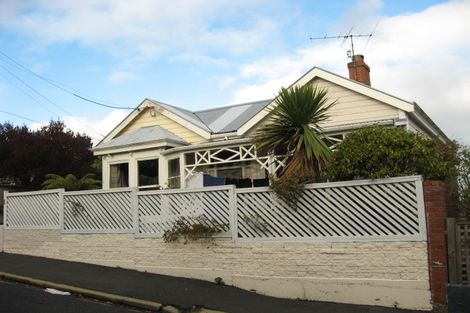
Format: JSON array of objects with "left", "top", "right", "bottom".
[{"left": 347, "top": 54, "right": 371, "bottom": 86}]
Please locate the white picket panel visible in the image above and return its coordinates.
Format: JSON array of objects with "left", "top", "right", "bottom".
[
  {"left": 4, "top": 189, "right": 62, "bottom": 229},
  {"left": 137, "top": 186, "right": 233, "bottom": 237},
  {"left": 235, "top": 176, "right": 426, "bottom": 242},
  {"left": 62, "top": 188, "right": 136, "bottom": 233}
]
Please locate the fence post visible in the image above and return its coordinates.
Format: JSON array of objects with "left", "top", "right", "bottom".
[
  {"left": 423, "top": 180, "right": 448, "bottom": 304},
  {"left": 446, "top": 218, "right": 458, "bottom": 284},
  {"left": 3, "top": 191, "right": 8, "bottom": 227},
  {"left": 229, "top": 186, "right": 238, "bottom": 242},
  {"left": 415, "top": 179, "right": 427, "bottom": 239},
  {"left": 58, "top": 189, "right": 65, "bottom": 231},
  {"left": 132, "top": 188, "right": 139, "bottom": 236}
]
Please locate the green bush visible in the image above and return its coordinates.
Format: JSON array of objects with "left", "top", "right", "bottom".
[
  {"left": 327, "top": 126, "right": 451, "bottom": 181},
  {"left": 457, "top": 146, "right": 470, "bottom": 216},
  {"left": 163, "top": 215, "right": 224, "bottom": 243}
]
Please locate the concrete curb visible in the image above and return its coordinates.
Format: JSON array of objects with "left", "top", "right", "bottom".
[{"left": 0, "top": 271, "right": 163, "bottom": 312}]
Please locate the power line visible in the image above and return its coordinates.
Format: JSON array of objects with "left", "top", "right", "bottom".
[
  {"left": 1, "top": 65, "right": 70, "bottom": 115},
  {"left": 0, "top": 66, "right": 106, "bottom": 138},
  {"left": 0, "top": 71, "right": 58, "bottom": 117},
  {"left": 0, "top": 108, "right": 41, "bottom": 123},
  {"left": 0, "top": 50, "right": 134, "bottom": 110}
]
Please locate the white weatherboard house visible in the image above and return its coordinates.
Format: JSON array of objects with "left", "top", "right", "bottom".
[{"left": 93, "top": 55, "right": 448, "bottom": 190}]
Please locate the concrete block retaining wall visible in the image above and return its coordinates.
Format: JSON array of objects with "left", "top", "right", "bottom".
[{"left": 3, "top": 229, "right": 432, "bottom": 310}]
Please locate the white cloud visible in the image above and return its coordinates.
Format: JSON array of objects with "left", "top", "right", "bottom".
[
  {"left": 231, "top": 0, "right": 470, "bottom": 144},
  {"left": 108, "top": 70, "right": 139, "bottom": 84},
  {"left": 169, "top": 53, "right": 229, "bottom": 67},
  {"left": 216, "top": 76, "right": 237, "bottom": 89},
  {"left": 30, "top": 109, "right": 129, "bottom": 145},
  {"left": 232, "top": 44, "right": 346, "bottom": 102},
  {"left": 0, "top": 0, "right": 276, "bottom": 60}
]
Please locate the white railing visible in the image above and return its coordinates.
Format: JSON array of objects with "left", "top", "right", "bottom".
[{"left": 3, "top": 176, "right": 427, "bottom": 242}]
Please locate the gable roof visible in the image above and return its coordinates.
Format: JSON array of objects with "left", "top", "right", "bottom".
[
  {"left": 147, "top": 99, "right": 212, "bottom": 133},
  {"left": 148, "top": 98, "right": 270, "bottom": 134},
  {"left": 236, "top": 67, "right": 415, "bottom": 136},
  {"left": 94, "top": 98, "right": 271, "bottom": 149},
  {"left": 95, "top": 66, "right": 445, "bottom": 149}
]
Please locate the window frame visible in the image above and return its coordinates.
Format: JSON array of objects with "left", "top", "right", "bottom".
[
  {"left": 109, "top": 162, "right": 130, "bottom": 188},
  {"left": 137, "top": 157, "right": 160, "bottom": 188}
]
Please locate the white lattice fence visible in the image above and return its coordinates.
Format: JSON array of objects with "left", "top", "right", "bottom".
[
  {"left": 235, "top": 176, "right": 426, "bottom": 242},
  {"left": 62, "top": 188, "right": 136, "bottom": 233},
  {"left": 137, "top": 186, "right": 233, "bottom": 237},
  {"left": 4, "top": 189, "right": 62, "bottom": 229}
]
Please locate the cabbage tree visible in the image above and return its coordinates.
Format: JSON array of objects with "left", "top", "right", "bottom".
[{"left": 254, "top": 85, "right": 334, "bottom": 182}]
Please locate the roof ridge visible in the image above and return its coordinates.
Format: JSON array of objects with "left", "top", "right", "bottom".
[
  {"left": 147, "top": 97, "right": 273, "bottom": 114},
  {"left": 194, "top": 99, "right": 272, "bottom": 113},
  {"left": 147, "top": 98, "right": 195, "bottom": 114},
  {"left": 147, "top": 98, "right": 212, "bottom": 132},
  {"left": 311, "top": 67, "right": 414, "bottom": 105}
]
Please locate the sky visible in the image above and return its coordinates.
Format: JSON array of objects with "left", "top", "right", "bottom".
[{"left": 0, "top": 0, "right": 469, "bottom": 145}]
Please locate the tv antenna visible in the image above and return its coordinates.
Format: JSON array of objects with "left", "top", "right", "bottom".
[{"left": 310, "top": 27, "right": 375, "bottom": 59}]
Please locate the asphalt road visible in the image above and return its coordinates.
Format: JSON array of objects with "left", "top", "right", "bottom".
[{"left": 0, "top": 280, "right": 147, "bottom": 313}]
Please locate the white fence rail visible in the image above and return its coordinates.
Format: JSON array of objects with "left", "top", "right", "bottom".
[
  {"left": 3, "top": 176, "right": 427, "bottom": 242},
  {"left": 4, "top": 189, "right": 62, "bottom": 229}
]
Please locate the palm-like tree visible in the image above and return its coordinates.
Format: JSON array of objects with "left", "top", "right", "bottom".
[
  {"left": 42, "top": 173, "right": 101, "bottom": 191},
  {"left": 254, "top": 85, "right": 334, "bottom": 182}
]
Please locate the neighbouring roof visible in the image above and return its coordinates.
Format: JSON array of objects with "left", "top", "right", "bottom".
[
  {"left": 94, "top": 125, "right": 187, "bottom": 151},
  {"left": 148, "top": 99, "right": 270, "bottom": 134}
]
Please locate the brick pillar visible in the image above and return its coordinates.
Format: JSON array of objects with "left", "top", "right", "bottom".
[{"left": 423, "top": 180, "right": 448, "bottom": 304}]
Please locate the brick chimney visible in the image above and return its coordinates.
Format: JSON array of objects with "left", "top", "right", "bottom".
[{"left": 347, "top": 54, "right": 371, "bottom": 86}]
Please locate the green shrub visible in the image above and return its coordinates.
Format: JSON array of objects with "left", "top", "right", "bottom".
[
  {"left": 269, "top": 173, "right": 306, "bottom": 209},
  {"left": 327, "top": 126, "right": 452, "bottom": 181},
  {"left": 163, "top": 215, "right": 224, "bottom": 243},
  {"left": 457, "top": 146, "right": 470, "bottom": 216}
]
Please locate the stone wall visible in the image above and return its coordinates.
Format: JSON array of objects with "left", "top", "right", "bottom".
[{"left": 3, "top": 229, "right": 432, "bottom": 310}]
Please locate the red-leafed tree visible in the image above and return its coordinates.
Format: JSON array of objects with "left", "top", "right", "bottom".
[{"left": 0, "top": 120, "right": 95, "bottom": 190}]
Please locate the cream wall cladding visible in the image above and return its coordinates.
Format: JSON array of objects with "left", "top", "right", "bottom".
[
  {"left": 118, "top": 108, "right": 205, "bottom": 145},
  {"left": 246, "top": 77, "right": 401, "bottom": 137},
  {"left": 310, "top": 77, "right": 400, "bottom": 127},
  {"left": 3, "top": 229, "right": 432, "bottom": 311}
]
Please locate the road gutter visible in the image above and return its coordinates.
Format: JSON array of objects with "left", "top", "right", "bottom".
[{"left": 0, "top": 271, "right": 163, "bottom": 312}]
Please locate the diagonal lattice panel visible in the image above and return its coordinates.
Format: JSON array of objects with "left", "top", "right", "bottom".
[
  {"left": 4, "top": 190, "right": 61, "bottom": 229},
  {"left": 62, "top": 189, "right": 135, "bottom": 233},
  {"left": 235, "top": 177, "right": 425, "bottom": 241},
  {"left": 137, "top": 186, "right": 233, "bottom": 236}
]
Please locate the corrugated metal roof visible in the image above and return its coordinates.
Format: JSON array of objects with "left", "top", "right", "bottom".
[
  {"left": 147, "top": 98, "right": 272, "bottom": 134},
  {"left": 94, "top": 125, "right": 187, "bottom": 150},
  {"left": 195, "top": 100, "right": 270, "bottom": 133},
  {"left": 147, "top": 99, "right": 211, "bottom": 132}
]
